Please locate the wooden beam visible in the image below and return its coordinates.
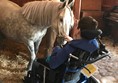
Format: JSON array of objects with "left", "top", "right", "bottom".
[{"left": 71, "top": 0, "right": 82, "bottom": 39}]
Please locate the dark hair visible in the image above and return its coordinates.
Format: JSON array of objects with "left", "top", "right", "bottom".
[{"left": 78, "top": 16, "right": 102, "bottom": 40}]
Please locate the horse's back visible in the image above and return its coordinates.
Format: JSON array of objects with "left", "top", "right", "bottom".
[
  {"left": 0, "top": 0, "right": 20, "bottom": 19},
  {"left": 0, "top": 0, "right": 29, "bottom": 41},
  {"left": 0, "top": 0, "right": 20, "bottom": 10}
]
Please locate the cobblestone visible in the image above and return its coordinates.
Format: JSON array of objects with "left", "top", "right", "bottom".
[{"left": 94, "top": 37, "right": 118, "bottom": 83}]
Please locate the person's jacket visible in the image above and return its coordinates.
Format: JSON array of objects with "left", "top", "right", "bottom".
[{"left": 47, "top": 38, "right": 99, "bottom": 69}]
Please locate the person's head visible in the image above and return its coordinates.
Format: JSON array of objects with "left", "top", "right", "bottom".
[{"left": 78, "top": 16, "right": 102, "bottom": 40}]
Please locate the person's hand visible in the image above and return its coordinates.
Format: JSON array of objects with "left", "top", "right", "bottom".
[{"left": 64, "top": 35, "right": 73, "bottom": 42}]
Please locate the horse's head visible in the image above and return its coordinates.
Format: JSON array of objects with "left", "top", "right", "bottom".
[{"left": 51, "top": 0, "right": 74, "bottom": 45}]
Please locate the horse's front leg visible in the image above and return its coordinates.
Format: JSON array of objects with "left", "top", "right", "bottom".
[
  {"left": 45, "top": 28, "right": 57, "bottom": 56},
  {"left": 34, "top": 29, "right": 47, "bottom": 56},
  {"left": 34, "top": 38, "right": 42, "bottom": 55},
  {"left": 27, "top": 41, "right": 36, "bottom": 72}
]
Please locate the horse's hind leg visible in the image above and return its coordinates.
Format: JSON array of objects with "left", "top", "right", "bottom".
[{"left": 27, "top": 41, "right": 36, "bottom": 71}]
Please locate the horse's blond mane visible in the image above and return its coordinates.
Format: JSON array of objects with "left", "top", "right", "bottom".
[{"left": 21, "top": 1, "right": 62, "bottom": 26}]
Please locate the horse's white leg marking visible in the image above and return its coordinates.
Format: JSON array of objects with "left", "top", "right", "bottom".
[{"left": 27, "top": 41, "right": 36, "bottom": 71}]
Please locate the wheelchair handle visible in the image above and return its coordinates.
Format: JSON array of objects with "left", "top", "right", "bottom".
[
  {"left": 82, "top": 52, "right": 110, "bottom": 64},
  {"left": 69, "top": 54, "right": 79, "bottom": 60},
  {"left": 69, "top": 51, "right": 110, "bottom": 64}
]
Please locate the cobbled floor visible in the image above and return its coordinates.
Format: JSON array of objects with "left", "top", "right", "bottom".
[{"left": 94, "top": 37, "right": 118, "bottom": 83}]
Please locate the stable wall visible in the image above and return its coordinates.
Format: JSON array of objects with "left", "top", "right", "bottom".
[
  {"left": 81, "top": 0, "right": 103, "bottom": 29},
  {"left": 81, "top": 0, "right": 117, "bottom": 32}
]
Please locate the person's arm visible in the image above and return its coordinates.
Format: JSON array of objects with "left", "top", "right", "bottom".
[{"left": 48, "top": 42, "right": 76, "bottom": 69}]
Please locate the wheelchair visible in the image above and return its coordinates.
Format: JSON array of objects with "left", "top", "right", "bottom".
[{"left": 23, "top": 39, "right": 110, "bottom": 83}]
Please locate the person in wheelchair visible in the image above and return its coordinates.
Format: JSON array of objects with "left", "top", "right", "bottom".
[{"left": 45, "top": 16, "right": 102, "bottom": 83}]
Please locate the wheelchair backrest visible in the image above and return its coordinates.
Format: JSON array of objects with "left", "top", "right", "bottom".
[{"left": 68, "top": 42, "right": 109, "bottom": 70}]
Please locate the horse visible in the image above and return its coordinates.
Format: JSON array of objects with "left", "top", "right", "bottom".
[{"left": 0, "top": 0, "right": 74, "bottom": 72}]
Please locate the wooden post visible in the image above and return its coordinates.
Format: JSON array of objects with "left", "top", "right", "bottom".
[{"left": 70, "top": 0, "right": 82, "bottom": 39}]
